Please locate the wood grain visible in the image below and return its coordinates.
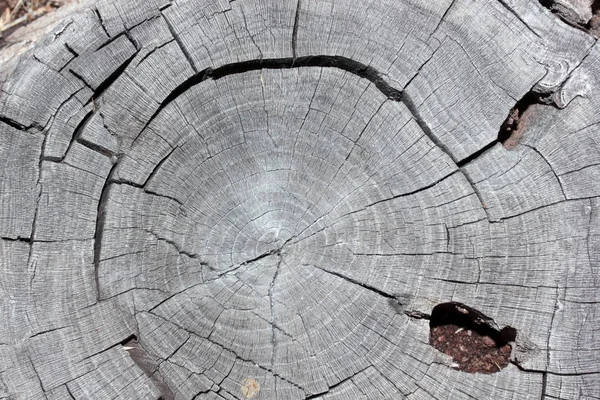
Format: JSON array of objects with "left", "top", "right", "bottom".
[{"left": 1, "top": 0, "right": 599, "bottom": 399}]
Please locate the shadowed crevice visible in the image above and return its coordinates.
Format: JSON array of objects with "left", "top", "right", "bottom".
[
  {"left": 94, "top": 7, "right": 111, "bottom": 38},
  {"left": 88, "top": 52, "right": 137, "bottom": 103},
  {"left": 457, "top": 90, "right": 554, "bottom": 168},
  {"left": 142, "top": 55, "right": 404, "bottom": 141},
  {"left": 497, "top": 0, "right": 542, "bottom": 39},
  {"left": 303, "top": 367, "right": 371, "bottom": 399},
  {"left": 122, "top": 337, "right": 176, "bottom": 400},
  {"left": 429, "top": 302, "right": 517, "bottom": 374},
  {"left": 93, "top": 163, "right": 118, "bottom": 301},
  {"left": 538, "top": 0, "right": 599, "bottom": 34},
  {"left": 497, "top": 91, "right": 551, "bottom": 150},
  {"left": 132, "top": 54, "right": 506, "bottom": 223},
  {"left": 0, "top": 236, "right": 31, "bottom": 243},
  {"left": 162, "top": 15, "right": 198, "bottom": 73},
  {"left": 307, "top": 263, "right": 397, "bottom": 300},
  {"left": 430, "top": 302, "right": 517, "bottom": 344},
  {"left": 292, "top": 0, "right": 302, "bottom": 59},
  {"left": 0, "top": 115, "right": 30, "bottom": 131}
]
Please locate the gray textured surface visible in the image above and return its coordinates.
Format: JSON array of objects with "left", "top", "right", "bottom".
[{"left": 1, "top": 0, "right": 599, "bottom": 399}]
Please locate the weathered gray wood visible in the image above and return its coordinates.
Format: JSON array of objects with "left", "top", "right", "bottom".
[
  {"left": 0, "top": 125, "right": 42, "bottom": 239},
  {"left": 1, "top": 0, "right": 600, "bottom": 399}
]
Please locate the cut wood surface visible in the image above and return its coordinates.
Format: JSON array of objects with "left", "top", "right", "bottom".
[{"left": 1, "top": 0, "right": 599, "bottom": 399}]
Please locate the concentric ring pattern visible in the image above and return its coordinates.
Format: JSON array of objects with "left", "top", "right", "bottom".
[{"left": 1, "top": 0, "right": 599, "bottom": 399}]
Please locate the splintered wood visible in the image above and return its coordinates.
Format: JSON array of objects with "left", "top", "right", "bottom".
[{"left": 1, "top": 0, "right": 599, "bottom": 399}]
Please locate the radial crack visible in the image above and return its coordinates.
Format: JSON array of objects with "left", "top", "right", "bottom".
[
  {"left": 496, "top": 0, "right": 543, "bottom": 39},
  {"left": 523, "top": 144, "right": 567, "bottom": 199},
  {"left": 162, "top": 15, "right": 198, "bottom": 73},
  {"left": 304, "top": 366, "right": 370, "bottom": 399},
  {"left": 268, "top": 253, "right": 283, "bottom": 369},
  {"left": 306, "top": 263, "right": 396, "bottom": 300},
  {"left": 292, "top": 0, "right": 302, "bottom": 59}
]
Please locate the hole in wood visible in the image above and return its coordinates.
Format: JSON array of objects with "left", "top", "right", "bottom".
[
  {"left": 498, "top": 91, "right": 547, "bottom": 150},
  {"left": 429, "top": 302, "right": 517, "bottom": 374},
  {"left": 589, "top": 1, "right": 600, "bottom": 34}
]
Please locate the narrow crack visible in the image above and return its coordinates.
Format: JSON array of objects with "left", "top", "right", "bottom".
[
  {"left": 77, "top": 334, "right": 138, "bottom": 364},
  {"left": 456, "top": 140, "right": 499, "bottom": 168},
  {"left": 268, "top": 253, "right": 283, "bottom": 369},
  {"left": 87, "top": 52, "right": 138, "bottom": 103},
  {"left": 93, "top": 162, "right": 119, "bottom": 301},
  {"left": 68, "top": 69, "right": 94, "bottom": 91},
  {"left": 404, "top": 310, "right": 431, "bottom": 320},
  {"left": 397, "top": 92, "right": 491, "bottom": 218},
  {"left": 29, "top": 259, "right": 37, "bottom": 288},
  {"left": 149, "top": 312, "right": 308, "bottom": 395},
  {"left": 95, "top": 31, "right": 131, "bottom": 52},
  {"left": 118, "top": 179, "right": 184, "bottom": 207},
  {"left": 94, "top": 7, "right": 110, "bottom": 38},
  {"left": 303, "top": 366, "right": 370, "bottom": 399},
  {"left": 122, "top": 336, "right": 177, "bottom": 400},
  {"left": 29, "top": 326, "right": 69, "bottom": 339},
  {"left": 142, "top": 228, "right": 200, "bottom": 260},
  {"left": 511, "top": 360, "right": 600, "bottom": 376},
  {"left": 305, "top": 263, "right": 396, "bottom": 300},
  {"left": 24, "top": 125, "right": 51, "bottom": 310},
  {"left": 55, "top": 109, "right": 94, "bottom": 163},
  {"left": 64, "top": 43, "right": 79, "bottom": 58},
  {"left": 496, "top": 0, "right": 543, "bottom": 39},
  {"left": 28, "top": 354, "right": 46, "bottom": 394},
  {"left": 429, "top": 0, "right": 458, "bottom": 40},
  {"left": 65, "top": 384, "right": 76, "bottom": 399},
  {"left": 0, "top": 236, "right": 31, "bottom": 243},
  {"left": 77, "top": 137, "right": 116, "bottom": 158},
  {"left": 541, "top": 371, "right": 548, "bottom": 400},
  {"left": 292, "top": 0, "right": 302, "bottom": 60},
  {"left": 0, "top": 115, "right": 31, "bottom": 131},
  {"left": 522, "top": 144, "right": 566, "bottom": 199},
  {"left": 162, "top": 15, "right": 198, "bottom": 73},
  {"left": 136, "top": 40, "right": 175, "bottom": 66},
  {"left": 52, "top": 20, "right": 73, "bottom": 42},
  {"left": 310, "top": 170, "right": 458, "bottom": 226}
]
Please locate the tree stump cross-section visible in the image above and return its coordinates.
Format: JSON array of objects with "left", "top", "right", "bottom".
[{"left": 1, "top": 0, "right": 600, "bottom": 399}]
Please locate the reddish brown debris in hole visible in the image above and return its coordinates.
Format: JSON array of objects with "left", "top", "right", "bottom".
[
  {"left": 430, "top": 323, "right": 512, "bottom": 374},
  {"left": 590, "top": 14, "right": 600, "bottom": 38},
  {"left": 501, "top": 103, "right": 539, "bottom": 150}
]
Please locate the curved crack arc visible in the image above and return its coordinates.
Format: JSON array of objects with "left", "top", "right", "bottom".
[
  {"left": 89, "top": 52, "right": 520, "bottom": 391},
  {"left": 137, "top": 54, "right": 404, "bottom": 147},
  {"left": 131, "top": 54, "right": 494, "bottom": 220},
  {"left": 93, "top": 162, "right": 119, "bottom": 301},
  {"left": 93, "top": 52, "right": 511, "bottom": 311}
]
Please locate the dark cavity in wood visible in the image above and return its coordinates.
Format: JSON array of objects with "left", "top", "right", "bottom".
[
  {"left": 497, "top": 91, "right": 549, "bottom": 150},
  {"left": 429, "top": 302, "right": 517, "bottom": 374},
  {"left": 589, "top": 1, "right": 600, "bottom": 36},
  {"left": 135, "top": 53, "right": 557, "bottom": 173},
  {"left": 0, "top": 114, "right": 30, "bottom": 131},
  {"left": 539, "top": 0, "right": 600, "bottom": 35},
  {"left": 455, "top": 90, "right": 553, "bottom": 167}
]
